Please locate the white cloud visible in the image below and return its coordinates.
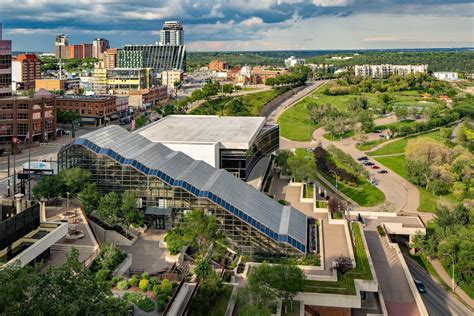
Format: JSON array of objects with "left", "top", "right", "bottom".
[{"left": 240, "top": 17, "right": 264, "bottom": 27}]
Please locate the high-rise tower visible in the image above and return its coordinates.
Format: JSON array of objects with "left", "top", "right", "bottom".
[
  {"left": 159, "top": 21, "right": 183, "bottom": 46},
  {"left": 55, "top": 34, "right": 68, "bottom": 59}
]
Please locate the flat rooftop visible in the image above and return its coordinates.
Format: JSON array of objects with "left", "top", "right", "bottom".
[{"left": 137, "top": 115, "right": 267, "bottom": 149}]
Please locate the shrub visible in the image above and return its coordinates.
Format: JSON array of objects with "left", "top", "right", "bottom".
[
  {"left": 123, "top": 292, "right": 155, "bottom": 312},
  {"left": 150, "top": 277, "right": 159, "bottom": 286},
  {"left": 153, "top": 284, "right": 160, "bottom": 294},
  {"left": 139, "top": 279, "right": 150, "bottom": 292},
  {"left": 146, "top": 283, "right": 153, "bottom": 291},
  {"left": 157, "top": 299, "right": 166, "bottom": 312},
  {"left": 333, "top": 256, "right": 353, "bottom": 274},
  {"left": 129, "top": 275, "right": 139, "bottom": 287},
  {"left": 95, "top": 268, "right": 110, "bottom": 282},
  {"left": 160, "top": 279, "right": 173, "bottom": 296},
  {"left": 117, "top": 280, "right": 129, "bottom": 291},
  {"left": 377, "top": 225, "right": 386, "bottom": 236},
  {"left": 141, "top": 272, "right": 150, "bottom": 280},
  {"left": 111, "top": 276, "right": 119, "bottom": 286}
]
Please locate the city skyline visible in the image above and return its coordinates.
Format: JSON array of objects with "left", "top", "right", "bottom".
[{"left": 1, "top": 0, "right": 473, "bottom": 52}]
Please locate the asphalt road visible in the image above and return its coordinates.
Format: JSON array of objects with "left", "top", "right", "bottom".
[{"left": 403, "top": 251, "right": 472, "bottom": 316}]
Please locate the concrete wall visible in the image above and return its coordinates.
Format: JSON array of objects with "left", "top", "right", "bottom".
[
  {"left": 382, "top": 222, "right": 426, "bottom": 236},
  {"left": 296, "top": 291, "right": 361, "bottom": 309},
  {"left": 89, "top": 220, "right": 138, "bottom": 246},
  {"left": 12, "top": 222, "right": 68, "bottom": 267},
  {"left": 113, "top": 254, "right": 132, "bottom": 277}
]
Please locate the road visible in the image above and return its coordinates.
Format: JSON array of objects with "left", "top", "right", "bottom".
[
  {"left": 363, "top": 219, "right": 420, "bottom": 316},
  {"left": 403, "top": 251, "right": 472, "bottom": 316}
]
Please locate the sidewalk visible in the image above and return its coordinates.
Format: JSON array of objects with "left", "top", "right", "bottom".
[{"left": 429, "top": 258, "right": 474, "bottom": 309}]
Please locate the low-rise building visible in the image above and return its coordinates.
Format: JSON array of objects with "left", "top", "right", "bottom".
[
  {"left": 116, "top": 96, "right": 129, "bottom": 118},
  {"left": 56, "top": 95, "right": 117, "bottom": 126},
  {"left": 12, "top": 54, "right": 41, "bottom": 91},
  {"left": 208, "top": 60, "right": 229, "bottom": 71},
  {"left": 433, "top": 72, "right": 458, "bottom": 81},
  {"left": 128, "top": 86, "right": 168, "bottom": 110},
  {"left": 0, "top": 90, "right": 57, "bottom": 149},
  {"left": 106, "top": 68, "right": 153, "bottom": 95},
  {"left": 284, "top": 56, "right": 305, "bottom": 68},
  {"left": 35, "top": 78, "right": 66, "bottom": 91},
  {"left": 161, "top": 70, "right": 183, "bottom": 91},
  {"left": 355, "top": 64, "right": 428, "bottom": 78},
  {"left": 250, "top": 66, "right": 287, "bottom": 85}
]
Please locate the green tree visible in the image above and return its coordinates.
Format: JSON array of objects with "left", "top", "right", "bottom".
[
  {"left": 60, "top": 167, "right": 91, "bottom": 196},
  {"left": 358, "top": 110, "right": 375, "bottom": 132},
  {"left": 287, "top": 154, "right": 315, "bottom": 182},
  {"left": 395, "top": 106, "right": 409, "bottom": 121},
  {"left": 121, "top": 191, "right": 143, "bottom": 232},
  {"left": 222, "top": 83, "right": 235, "bottom": 95},
  {"left": 194, "top": 258, "right": 213, "bottom": 280},
  {"left": 134, "top": 115, "right": 147, "bottom": 129},
  {"left": 78, "top": 183, "right": 101, "bottom": 214},
  {"left": 248, "top": 263, "right": 305, "bottom": 313},
  {"left": 97, "top": 192, "right": 121, "bottom": 225},
  {"left": 33, "top": 174, "right": 65, "bottom": 199}
]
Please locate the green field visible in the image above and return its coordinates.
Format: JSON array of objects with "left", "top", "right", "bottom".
[
  {"left": 191, "top": 90, "right": 279, "bottom": 116},
  {"left": 369, "top": 129, "right": 443, "bottom": 156},
  {"left": 355, "top": 138, "right": 388, "bottom": 151}
]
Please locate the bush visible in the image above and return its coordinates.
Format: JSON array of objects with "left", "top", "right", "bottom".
[
  {"left": 111, "top": 276, "right": 119, "bottom": 286},
  {"left": 150, "top": 277, "right": 159, "bottom": 286},
  {"left": 157, "top": 299, "right": 166, "bottom": 312},
  {"left": 117, "top": 280, "right": 129, "bottom": 291},
  {"left": 141, "top": 272, "right": 150, "bottom": 280},
  {"left": 153, "top": 284, "right": 160, "bottom": 294},
  {"left": 377, "top": 225, "right": 386, "bottom": 236},
  {"left": 146, "top": 283, "right": 153, "bottom": 291},
  {"left": 129, "top": 275, "right": 139, "bottom": 287},
  {"left": 95, "top": 268, "right": 110, "bottom": 283},
  {"left": 159, "top": 279, "right": 173, "bottom": 297},
  {"left": 139, "top": 279, "right": 150, "bottom": 292},
  {"left": 123, "top": 292, "right": 155, "bottom": 312}
]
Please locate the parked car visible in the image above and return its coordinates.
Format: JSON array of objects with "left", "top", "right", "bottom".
[
  {"left": 378, "top": 169, "right": 388, "bottom": 174},
  {"left": 358, "top": 156, "right": 369, "bottom": 161},
  {"left": 370, "top": 179, "right": 379, "bottom": 185},
  {"left": 365, "top": 162, "right": 375, "bottom": 166},
  {"left": 371, "top": 165, "right": 380, "bottom": 170},
  {"left": 414, "top": 280, "right": 426, "bottom": 293}
]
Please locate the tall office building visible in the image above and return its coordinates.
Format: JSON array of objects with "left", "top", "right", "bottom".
[
  {"left": 118, "top": 45, "right": 186, "bottom": 73},
  {"left": 54, "top": 34, "right": 69, "bottom": 59},
  {"left": 159, "top": 21, "right": 183, "bottom": 45},
  {"left": 92, "top": 38, "right": 110, "bottom": 59},
  {"left": 0, "top": 23, "right": 12, "bottom": 97}
]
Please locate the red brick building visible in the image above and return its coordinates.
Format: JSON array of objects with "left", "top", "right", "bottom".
[
  {"left": 0, "top": 90, "right": 56, "bottom": 150},
  {"left": 104, "top": 48, "right": 119, "bottom": 69},
  {"left": 57, "top": 95, "right": 117, "bottom": 126},
  {"left": 12, "top": 54, "right": 42, "bottom": 90},
  {"left": 65, "top": 43, "right": 93, "bottom": 59},
  {"left": 208, "top": 60, "right": 229, "bottom": 71}
]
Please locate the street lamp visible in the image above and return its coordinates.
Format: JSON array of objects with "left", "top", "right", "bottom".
[{"left": 443, "top": 253, "right": 456, "bottom": 292}]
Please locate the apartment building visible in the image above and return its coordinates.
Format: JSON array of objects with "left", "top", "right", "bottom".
[
  {"left": 355, "top": 64, "right": 428, "bottom": 78},
  {"left": 161, "top": 70, "right": 183, "bottom": 90},
  {"left": 103, "top": 48, "right": 119, "bottom": 69},
  {"left": 92, "top": 38, "right": 110, "bottom": 59},
  {"left": 284, "top": 56, "right": 305, "bottom": 68},
  {"left": 159, "top": 21, "right": 184, "bottom": 46},
  {"left": 65, "top": 43, "right": 93, "bottom": 59},
  {"left": 0, "top": 90, "right": 57, "bottom": 148},
  {"left": 433, "top": 72, "right": 458, "bottom": 81},
  {"left": 0, "top": 23, "right": 12, "bottom": 97},
  {"left": 106, "top": 68, "right": 153, "bottom": 95},
  {"left": 12, "top": 54, "right": 42, "bottom": 91},
  {"left": 128, "top": 86, "right": 168, "bottom": 109},
  {"left": 56, "top": 95, "right": 117, "bottom": 126},
  {"left": 54, "top": 34, "right": 68, "bottom": 59}
]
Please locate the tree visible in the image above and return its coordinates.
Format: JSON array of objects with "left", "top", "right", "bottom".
[
  {"left": 248, "top": 263, "right": 305, "bottom": 313},
  {"left": 358, "top": 110, "right": 375, "bottom": 132},
  {"left": 406, "top": 159, "right": 432, "bottom": 188},
  {"left": 121, "top": 191, "right": 143, "bottom": 231},
  {"left": 97, "top": 192, "right": 121, "bottom": 225},
  {"left": 395, "top": 106, "right": 408, "bottom": 121},
  {"left": 287, "top": 154, "right": 316, "bottom": 182},
  {"left": 78, "top": 183, "right": 101, "bottom": 214},
  {"left": 134, "top": 115, "right": 147, "bottom": 129},
  {"left": 333, "top": 256, "right": 353, "bottom": 274},
  {"left": 274, "top": 150, "right": 293, "bottom": 175},
  {"left": 328, "top": 196, "right": 345, "bottom": 217},
  {"left": 33, "top": 174, "right": 65, "bottom": 199},
  {"left": 60, "top": 167, "right": 91, "bottom": 196},
  {"left": 222, "top": 83, "right": 235, "bottom": 95},
  {"left": 194, "top": 258, "right": 213, "bottom": 280}
]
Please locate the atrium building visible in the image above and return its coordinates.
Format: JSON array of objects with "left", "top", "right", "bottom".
[{"left": 58, "top": 126, "right": 314, "bottom": 256}]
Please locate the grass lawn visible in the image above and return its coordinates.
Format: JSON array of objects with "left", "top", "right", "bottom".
[
  {"left": 376, "top": 119, "right": 415, "bottom": 131},
  {"left": 304, "top": 183, "right": 314, "bottom": 199},
  {"left": 369, "top": 129, "right": 443, "bottom": 156},
  {"left": 303, "top": 223, "right": 372, "bottom": 295},
  {"left": 355, "top": 138, "right": 389, "bottom": 151},
  {"left": 323, "top": 130, "right": 355, "bottom": 140},
  {"left": 191, "top": 90, "right": 279, "bottom": 116},
  {"left": 374, "top": 155, "right": 456, "bottom": 213},
  {"left": 282, "top": 300, "right": 301, "bottom": 316},
  {"left": 278, "top": 99, "right": 318, "bottom": 141}
]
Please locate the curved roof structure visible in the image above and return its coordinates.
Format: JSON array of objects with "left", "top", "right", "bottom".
[{"left": 61, "top": 125, "right": 307, "bottom": 253}]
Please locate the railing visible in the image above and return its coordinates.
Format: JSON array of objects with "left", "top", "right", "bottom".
[{"left": 83, "top": 246, "right": 101, "bottom": 267}]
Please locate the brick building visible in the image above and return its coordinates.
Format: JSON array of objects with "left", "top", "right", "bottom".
[
  {"left": 208, "top": 60, "right": 229, "bottom": 71},
  {"left": 0, "top": 90, "right": 57, "bottom": 150},
  {"left": 12, "top": 54, "right": 42, "bottom": 90},
  {"left": 65, "top": 43, "right": 93, "bottom": 59},
  {"left": 128, "top": 86, "right": 168, "bottom": 110},
  {"left": 56, "top": 95, "right": 117, "bottom": 126},
  {"left": 103, "top": 48, "right": 119, "bottom": 69}
]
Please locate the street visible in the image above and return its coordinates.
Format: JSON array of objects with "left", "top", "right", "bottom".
[{"left": 403, "top": 250, "right": 472, "bottom": 316}]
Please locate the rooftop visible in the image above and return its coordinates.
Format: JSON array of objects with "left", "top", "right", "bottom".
[
  {"left": 137, "top": 115, "right": 267, "bottom": 149},
  {"left": 57, "top": 95, "right": 115, "bottom": 101}
]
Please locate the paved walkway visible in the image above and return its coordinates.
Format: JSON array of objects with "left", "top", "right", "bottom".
[{"left": 429, "top": 258, "right": 474, "bottom": 309}]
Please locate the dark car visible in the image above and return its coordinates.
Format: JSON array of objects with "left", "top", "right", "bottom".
[
  {"left": 378, "top": 169, "right": 388, "bottom": 174},
  {"left": 371, "top": 165, "right": 380, "bottom": 170},
  {"left": 365, "top": 162, "right": 375, "bottom": 166},
  {"left": 358, "top": 156, "right": 369, "bottom": 161},
  {"left": 414, "top": 280, "right": 426, "bottom": 293}
]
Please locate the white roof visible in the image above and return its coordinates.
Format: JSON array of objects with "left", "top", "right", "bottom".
[{"left": 137, "top": 115, "right": 266, "bottom": 149}]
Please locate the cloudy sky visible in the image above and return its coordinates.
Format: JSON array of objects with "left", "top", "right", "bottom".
[{"left": 1, "top": 0, "right": 473, "bottom": 52}]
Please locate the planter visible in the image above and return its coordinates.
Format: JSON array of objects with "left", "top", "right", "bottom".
[{"left": 65, "top": 229, "right": 85, "bottom": 241}]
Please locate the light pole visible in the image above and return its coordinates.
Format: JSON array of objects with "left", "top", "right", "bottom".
[
  {"left": 66, "top": 191, "right": 70, "bottom": 209},
  {"left": 443, "top": 253, "right": 455, "bottom": 291}
]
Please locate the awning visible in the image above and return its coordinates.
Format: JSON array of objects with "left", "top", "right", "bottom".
[
  {"left": 109, "top": 114, "right": 119, "bottom": 119},
  {"left": 81, "top": 117, "right": 97, "bottom": 123},
  {"left": 145, "top": 207, "right": 172, "bottom": 216}
]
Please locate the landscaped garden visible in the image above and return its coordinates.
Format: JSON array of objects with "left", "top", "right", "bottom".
[{"left": 303, "top": 222, "right": 372, "bottom": 295}]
